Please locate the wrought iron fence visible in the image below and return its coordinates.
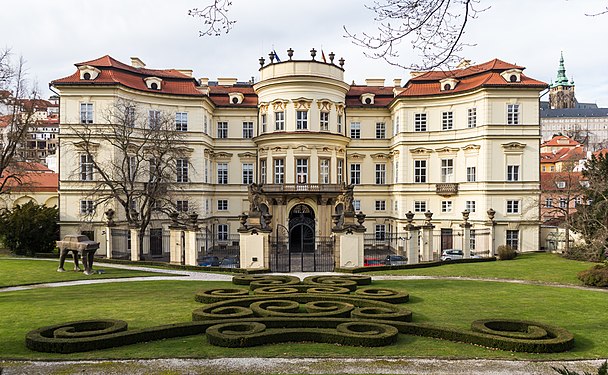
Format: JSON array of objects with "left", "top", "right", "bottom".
[
  {"left": 110, "top": 228, "right": 130, "bottom": 260},
  {"left": 432, "top": 228, "right": 492, "bottom": 259},
  {"left": 363, "top": 233, "right": 408, "bottom": 263},
  {"left": 269, "top": 235, "right": 335, "bottom": 272}
]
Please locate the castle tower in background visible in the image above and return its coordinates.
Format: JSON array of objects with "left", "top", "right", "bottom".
[{"left": 549, "top": 52, "right": 576, "bottom": 109}]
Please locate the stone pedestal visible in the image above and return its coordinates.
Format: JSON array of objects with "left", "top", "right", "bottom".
[
  {"left": 238, "top": 229, "right": 270, "bottom": 269},
  {"left": 130, "top": 228, "right": 141, "bottom": 261},
  {"left": 169, "top": 226, "right": 185, "bottom": 265},
  {"left": 421, "top": 225, "right": 434, "bottom": 261},
  {"left": 335, "top": 231, "right": 364, "bottom": 268},
  {"left": 406, "top": 227, "right": 420, "bottom": 265},
  {"left": 184, "top": 229, "right": 199, "bottom": 266}
]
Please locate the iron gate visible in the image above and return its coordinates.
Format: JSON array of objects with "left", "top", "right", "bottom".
[{"left": 270, "top": 227, "right": 334, "bottom": 272}]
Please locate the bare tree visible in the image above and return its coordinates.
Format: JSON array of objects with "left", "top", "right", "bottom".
[
  {"left": 188, "top": 0, "right": 236, "bottom": 37},
  {"left": 0, "top": 49, "right": 39, "bottom": 195},
  {"left": 68, "top": 99, "right": 191, "bottom": 258}
]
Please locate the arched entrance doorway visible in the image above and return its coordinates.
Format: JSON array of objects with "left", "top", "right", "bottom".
[{"left": 289, "top": 204, "right": 315, "bottom": 253}]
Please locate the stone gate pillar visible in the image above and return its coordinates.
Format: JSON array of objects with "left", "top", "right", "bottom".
[
  {"left": 130, "top": 227, "right": 140, "bottom": 261},
  {"left": 333, "top": 211, "right": 366, "bottom": 268},
  {"left": 461, "top": 210, "right": 472, "bottom": 258},
  {"left": 184, "top": 213, "right": 200, "bottom": 266},
  {"left": 169, "top": 225, "right": 185, "bottom": 265},
  {"left": 421, "top": 210, "right": 435, "bottom": 262},
  {"left": 487, "top": 208, "right": 497, "bottom": 257},
  {"left": 238, "top": 213, "right": 271, "bottom": 269},
  {"left": 404, "top": 211, "right": 420, "bottom": 265},
  {"left": 104, "top": 209, "right": 116, "bottom": 259}
]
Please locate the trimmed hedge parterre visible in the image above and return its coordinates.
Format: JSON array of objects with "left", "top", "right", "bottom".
[{"left": 25, "top": 275, "right": 574, "bottom": 354}]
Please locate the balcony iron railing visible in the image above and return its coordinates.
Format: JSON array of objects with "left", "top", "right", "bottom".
[
  {"left": 436, "top": 183, "right": 459, "bottom": 196},
  {"left": 262, "top": 183, "right": 344, "bottom": 194}
]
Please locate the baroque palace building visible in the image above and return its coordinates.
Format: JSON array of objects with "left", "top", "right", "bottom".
[{"left": 52, "top": 50, "right": 545, "bottom": 259}]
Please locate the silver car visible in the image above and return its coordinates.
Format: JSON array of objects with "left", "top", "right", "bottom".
[{"left": 440, "top": 249, "right": 480, "bottom": 261}]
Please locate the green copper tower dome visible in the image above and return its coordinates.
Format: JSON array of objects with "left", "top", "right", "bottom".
[{"left": 551, "top": 52, "right": 574, "bottom": 88}]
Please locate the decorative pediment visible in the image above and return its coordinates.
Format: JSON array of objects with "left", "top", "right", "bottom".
[
  {"left": 335, "top": 103, "right": 345, "bottom": 115},
  {"left": 462, "top": 144, "right": 481, "bottom": 152},
  {"left": 211, "top": 151, "right": 233, "bottom": 160},
  {"left": 175, "top": 146, "right": 194, "bottom": 153},
  {"left": 317, "top": 99, "right": 333, "bottom": 111},
  {"left": 435, "top": 146, "right": 459, "bottom": 154},
  {"left": 238, "top": 152, "right": 256, "bottom": 160},
  {"left": 348, "top": 153, "right": 366, "bottom": 159},
  {"left": 501, "top": 142, "right": 526, "bottom": 151},
  {"left": 73, "top": 141, "right": 99, "bottom": 151},
  {"left": 371, "top": 153, "right": 391, "bottom": 160},
  {"left": 292, "top": 98, "right": 313, "bottom": 110},
  {"left": 271, "top": 100, "right": 288, "bottom": 111},
  {"left": 335, "top": 147, "right": 345, "bottom": 155},
  {"left": 390, "top": 150, "right": 400, "bottom": 157},
  {"left": 409, "top": 147, "right": 433, "bottom": 154},
  {"left": 259, "top": 103, "right": 269, "bottom": 114},
  {"left": 316, "top": 146, "right": 332, "bottom": 155}
]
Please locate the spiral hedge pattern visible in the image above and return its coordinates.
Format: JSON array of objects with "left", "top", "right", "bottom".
[{"left": 25, "top": 275, "right": 574, "bottom": 354}]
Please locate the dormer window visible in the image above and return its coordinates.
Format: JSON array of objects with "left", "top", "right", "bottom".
[
  {"left": 144, "top": 77, "right": 162, "bottom": 90},
  {"left": 360, "top": 93, "right": 375, "bottom": 105},
  {"left": 440, "top": 78, "right": 459, "bottom": 91},
  {"left": 228, "top": 92, "right": 244, "bottom": 105},
  {"left": 78, "top": 65, "right": 100, "bottom": 80},
  {"left": 501, "top": 69, "right": 523, "bottom": 83}
]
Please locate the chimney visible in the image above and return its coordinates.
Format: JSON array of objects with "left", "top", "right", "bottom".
[
  {"left": 393, "top": 78, "right": 402, "bottom": 87},
  {"left": 177, "top": 69, "right": 193, "bottom": 77},
  {"left": 365, "top": 78, "right": 385, "bottom": 87},
  {"left": 130, "top": 57, "right": 146, "bottom": 68},
  {"left": 217, "top": 77, "right": 238, "bottom": 86},
  {"left": 199, "top": 77, "right": 209, "bottom": 86}
]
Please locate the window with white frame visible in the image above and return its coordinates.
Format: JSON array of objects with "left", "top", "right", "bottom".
[
  {"left": 395, "top": 161, "right": 399, "bottom": 183},
  {"left": 507, "top": 165, "right": 520, "bottom": 181},
  {"left": 217, "top": 224, "right": 229, "bottom": 241},
  {"left": 414, "top": 160, "right": 427, "bottom": 183},
  {"left": 217, "top": 199, "right": 228, "bottom": 211},
  {"left": 242, "top": 163, "right": 254, "bottom": 184},
  {"left": 296, "top": 110, "right": 308, "bottom": 130},
  {"left": 545, "top": 198, "right": 553, "bottom": 207},
  {"left": 556, "top": 181, "right": 566, "bottom": 188},
  {"left": 375, "top": 163, "right": 386, "bottom": 184},
  {"left": 203, "top": 158, "right": 209, "bottom": 183},
  {"left": 275, "top": 111, "right": 285, "bottom": 130},
  {"left": 337, "top": 114, "right": 342, "bottom": 133},
  {"left": 376, "top": 122, "right": 386, "bottom": 139},
  {"left": 350, "top": 122, "right": 361, "bottom": 139},
  {"left": 414, "top": 201, "right": 427, "bottom": 212},
  {"left": 176, "top": 158, "right": 188, "bottom": 183},
  {"left": 375, "top": 200, "right": 386, "bottom": 211},
  {"left": 470, "top": 229, "right": 476, "bottom": 250},
  {"left": 506, "top": 200, "right": 520, "bottom": 214},
  {"left": 466, "top": 166, "right": 476, "bottom": 182},
  {"left": 80, "top": 103, "right": 93, "bottom": 124},
  {"left": 80, "top": 200, "right": 94, "bottom": 215},
  {"left": 350, "top": 163, "right": 361, "bottom": 184},
  {"left": 242, "top": 122, "right": 254, "bottom": 138},
  {"left": 217, "top": 122, "right": 228, "bottom": 138},
  {"left": 204, "top": 114, "right": 208, "bottom": 134},
  {"left": 274, "top": 159, "right": 284, "bottom": 184},
  {"left": 353, "top": 199, "right": 361, "bottom": 211},
  {"left": 506, "top": 230, "right": 519, "bottom": 249},
  {"left": 127, "top": 155, "right": 137, "bottom": 180},
  {"left": 394, "top": 200, "right": 398, "bottom": 212},
  {"left": 394, "top": 117, "right": 399, "bottom": 135},
  {"left": 415, "top": 113, "right": 427, "bottom": 131},
  {"left": 441, "top": 200, "right": 453, "bottom": 212},
  {"left": 217, "top": 163, "right": 228, "bottom": 184},
  {"left": 80, "top": 154, "right": 94, "bottom": 181},
  {"left": 442, "top": 111, "right": 453, "bottom": 130},
  {"left": 467, "top": 108, "right": 477, "bottom": 128},
  {"left": 320, "top": 159, "right": 330, "bottom": 184},
  {"left": 466, "top": 200, "right": 476, "bottom": 212},
  {"left": 337, "top": 159, "right": 344, "bottom": 183},
  {"left": 260, "top": 159, "right": 267, "bottom": 184},
  {"left": 441, "top": 159, "right": 454, "bottom": 182},
  {"left": 296, "top": 158, "right": 308, "bottom": 183},
  {"left": 320, "top": 112, "right": 329, "bottom": 131},
  {"left": 175, "top": 112, "right": 188, "bottom": 131},
  {"left": 507, "top": 104, "right": 520, "bottom": 125},
  {"left": 375, "top": 224, "right": 386, "bottom": 240},
  {"left": 559, "top": 198, "right": 567, "bottom": 208},
  {"left": 176, "top": 200, "right": 189, "bottom": 212},
  {"left": 261, "top": 114, "right": 267, "bottom": 133},
  {"left": 149, "top": 110, "right": 161, "bottom": 129},
  {"left": 125, "top": 105, "right": 136, "bottom": 127}
]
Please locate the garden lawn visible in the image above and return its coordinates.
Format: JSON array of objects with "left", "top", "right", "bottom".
[
  {"left": 368, "top": 253, "right": 596, "bottom": 285},
  {"left": 0, "top": 278, "right": 606, "bottom": 360},
  {"left": 0, "top": 259, "right": 177, "bottom": 287}
]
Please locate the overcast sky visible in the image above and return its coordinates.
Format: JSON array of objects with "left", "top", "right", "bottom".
[{"left": 4, "top": 0, "right": 608, "bottom": 106}]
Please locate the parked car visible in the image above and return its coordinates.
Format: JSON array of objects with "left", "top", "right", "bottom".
[
  {"left": 384, "top": 255, "right": 407, "bottom": 266},
  {"left": 199, "top": 256, "right": 220, "bottom": 267},
  {"left": 440, "top": 249, "right": 481, "bottom": 261},
  {"left": 219, "top": 256, "right": 240, "bottom": 268},
  {"left": 364, "top": 257, "right": 385, "bottom": 267}
]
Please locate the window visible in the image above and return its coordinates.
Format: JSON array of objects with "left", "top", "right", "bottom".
[
  {"left": 507, "top": 104, "right": 520, "bottom": 125},
  {"left": 217, "top": 122, "right": 228, "bottom": 138},
  {"left": 260, "top": 159, "right": 267, "bottom": 184},
  {"left": 148, "top": 110, "right": 161, "bottom": 129},
  {"left": 466, "top": 200, "right": 476, "bottom": 212},
  {"left": 296, "top": 110, "right": 308, "bottom": 130},
  {"left": 217, "top": 199, "right": 228, "bottom": 211},
  {"left": 415, "top": 113, "right": 427, "bottom": 132},
  {"left": 394, "top": 200, "right": 398, "bottom": 211},
  {"left": 375, "top": 200, "right": 386, "bottom": 211},
  {"left": 467, "top": 166, "right": 476, "bottom": 182},
  {"left": 274, "top": 159, "right": 284, "bottom": 184},
  {"left": 414, "top": 201, "right": 427, "bottom": 213},
  {"left": 296, "top": 158, "right": 308, "bottom": 183},
  {"left": 441, "top": 200, "right": 453, "bottom": 213},
  {"left": 320, "top": 112, "right": 329, "bottom": 131},
  {"left": 275, "top": 111, "right": 285, "bottom": 130},
  {"left": 217, "top": 163, "right": 228, "bottom": 184},
  {"left": 559, "top": 198, "right": 567, "bottom": 208},
  {"left": 204, "top": 158, "right": 209, "bottom": 183},
  {"left": 337, "top": 159, "right": 344, "bottom": 183},
  {"left": 350, "top": 122, "right": 361, "bottom": 139},
  {"left": 176, "top": 159, "right": 188, "bottom": 183},
  {"left": 337, "top": 114, "right": 342, "bottom": 133},
  {"left": 507, "top": 165, "right": 520, "bottom": 181},
  {"left": 376, "top": 122, "right": 386, "bottom": 139},
  {"left": 350, "top": 163, "right": 361, "bottom": 185},
  {"left": 414, "top": 160, "right": 427, "bottom": 183},
  {"left": 375, "top": 224, "right": 386, "bottom": 240},
  {"left": 441, "top": 159, "right": 454, "bottom": 182},
  {"left": 127, "top": 155, "right": 137, "bottom": 180},
  {"left": 261, "top": 114, "right": 267, "bottom": 133},
  {"left": 442, "top": 111, "right": 453, "bottom": 130},
  {"left": 320, "top": 159, "right": 330, "bottom": 184},
  {"left": 125, "top": 105, "right": 136, "bottom": 127},
  {"left": 575, "top": 196, "right": 582, "bottom": 206},
  {"left": 394, "top": 117, "right": 399, "bottom": 135},
  {"left": 80, "top": 154, "right": 94, "bottom": 181},
  {"left": 242, "top": 122, "right": 254, "bottom": 138},
  {"left": 242, "top": 163, "right": 254, "bottom": 184},
  {"left": 470, "top": 229, "right": 476, "bottom": 250},
  {"left": 353, "top": 199, "right": 361, "bottom": 211},
  {"left": 80, "top": 103, "right": 93, "bottom": 124},
  {"left": 506, "top": 230, "right": 519, "bottom": 249},
  {"left": 217, "top": 224, "right": 229, "bottom": 241},
  {"left": 375, "top": 164, "right": 386, "bottom": 185},
  {"left": 176, "top": 200, "right": 189, "bottom": 212},
  {"left": 175, "top": 112, "right": 188, "bottom": 131},
  {"left": 556, "top": 181, "right": 566, "bottom": 188},
  {"left": 468, "top": 108, "right": 477, "bottom": 128},
  {"left": 80, "top": 200, "right": 94, "bottom": 215},
  {"left": 394, "top": 161, "right": 399, "bottom": 183},
  {"left": 545, "top": 198, "right": 553, "bottom": 208},
  {"left": 506, "top": 200, "right": 520, "bottom": 214},
  {"left": 204, "top": 114, "right": 208, "bottom": 134}
]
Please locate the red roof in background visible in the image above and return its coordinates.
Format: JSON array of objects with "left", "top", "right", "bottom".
[
  {"left": 0, "top": 115, "right": 10, "bottom": 128},
  {"left": 0, "top": 171, "right": 58, "bottom": 192},
  {"left": 540, "top": 146, "right": 585, "bottom": 164},
  {"left": 208, "top": 85, "right": 258, "bottom": 107},
  {"left": 346, "top": 86, "right": 395, "bottom": 108},
  {"left": 76, "top": 55, "right": 192, "bottom": 79},
  {"left": 541, "top": 136, "right": 580, "bottom": 148},
  {"left": 592, "top": 149, "right": 608, "bottom": 158},
  {"left": 540, "top": 171, "right": 584, "bottom": 191}
]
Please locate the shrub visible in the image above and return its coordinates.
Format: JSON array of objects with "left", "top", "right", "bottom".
[
  {"left": 563, "top": 243, "right": 605, "bottom": 262},
  {"left": 577, "top": 263, "right": 608, "bottom": 287},
  {"left": 0, "top": 201, "right": 58, "bottom": 256},
  {"left": 497, "top": 245, "right": 517, "bottom": 260}
]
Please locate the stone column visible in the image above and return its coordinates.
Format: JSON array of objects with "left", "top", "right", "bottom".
[
  {"left": 461, "top": 210, "right": 472, "bottom": 258},
  {"left": 333, "top": 211, "right": 366, "bottom": 268},
  {"left": 238, "top": 212, "right": 271, "bottom": 269},
  {"left": 421, "top": 210, "right": 435, "bottom": 262},
  {"left": 184, "top": 213, "right": 200, "bottom": 266},
  {"left": 487, "top": 208, "right": 497, "bottom": 257},
  {"left": 404, "top": 211, "right": 420, "bottom": 265},
  {"left": 169, "top": 225, "right": 185, "bottom": 265},
  {"left": 130, "top": 227, "right": 140, "bottom": 261},
  {"left": 105, "top": 227, "right": 114, "bottom": 259}
]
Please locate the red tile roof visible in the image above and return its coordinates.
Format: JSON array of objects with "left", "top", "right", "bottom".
[
  {"left": 346, "top": 86, "right": 395, "bottom": 108},
  {"left": 208, "top": 85, "right": 258, "bottom": 107},
  {"left": 541, "top": 136, "right": 580, "bottom": 148},
  {"left": 540, "top": 147, "right": 585, "bottom": 164},
  {"left": 540, "top": 171, "right": 584, "bottom": 191},
  {"left": 0, "top": 171, "right": 58, "bottom": 192}
]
